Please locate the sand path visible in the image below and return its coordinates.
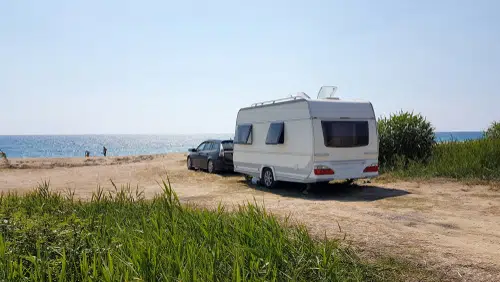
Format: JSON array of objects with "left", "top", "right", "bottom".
[{"left": 1, "top": 154, "right": 499, "bottom": 281}]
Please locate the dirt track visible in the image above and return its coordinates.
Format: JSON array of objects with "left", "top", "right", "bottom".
[{"left": 1, "top": 154, "right": 499, "bottom": 281}]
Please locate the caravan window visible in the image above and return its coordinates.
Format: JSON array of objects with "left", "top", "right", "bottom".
[
  {"left": 266, "top": 122, "right": 284, "bottom": 145},
  {"left": 321, "top": 121, "right": 369, "bottom": 148},
  {"left": 234, "top": 124, "right": 252, "bottom": 144}
]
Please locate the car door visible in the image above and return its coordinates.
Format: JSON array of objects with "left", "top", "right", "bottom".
[
  {"left": 193, "top": 142, "right": 207, "bottom": 168},
  {"left": 199, "top": 142, "right": 214, "bottom": 169}
]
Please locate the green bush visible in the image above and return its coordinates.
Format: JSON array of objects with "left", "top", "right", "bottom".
[
  {"left": 377, "top": 111, "right": 435, "bottom": 169},
  {"left": 484, "top": 121, "right": 500, "bottom": 139}
]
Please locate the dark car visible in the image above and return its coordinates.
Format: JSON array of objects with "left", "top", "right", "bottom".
[{"left": 187, "top": 139, "right": 234, "bottom": 173}]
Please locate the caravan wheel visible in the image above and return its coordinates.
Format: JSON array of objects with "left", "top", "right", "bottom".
[{"left": 261, "top": 168, "right": 276, "bottom": 189}]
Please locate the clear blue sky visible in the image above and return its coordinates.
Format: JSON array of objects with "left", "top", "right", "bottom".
[{"left": 1, "top": 0, "right": 499, "bottom": 135}]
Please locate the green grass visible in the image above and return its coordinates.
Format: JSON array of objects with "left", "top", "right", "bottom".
[
  {"left": 382, "top": 137, "right": 500, "bottom": 181},
  {"left": 0, "top": 178, "right": 414, "bottom": 282}
]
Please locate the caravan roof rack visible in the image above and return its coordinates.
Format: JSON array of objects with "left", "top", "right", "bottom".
[{"left": 251, "top": 92, "right": 311, "bottom": 107}]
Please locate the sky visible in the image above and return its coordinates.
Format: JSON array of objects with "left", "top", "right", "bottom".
[{"left": 1, "top": 0, "right": 499, "bottom": 135}]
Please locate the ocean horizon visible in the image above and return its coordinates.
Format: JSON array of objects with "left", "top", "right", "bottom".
[{"left": 0, "top": 131, "right": 484, "bottom": 159}]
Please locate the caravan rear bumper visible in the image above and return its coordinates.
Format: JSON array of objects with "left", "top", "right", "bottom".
[{"left": 305, "top": 160, "right": 379, "bottom": 182}]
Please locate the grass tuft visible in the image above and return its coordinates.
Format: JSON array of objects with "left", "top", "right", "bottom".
[{"left": 0, "top": 176, "right": 413, "bottom": 281}]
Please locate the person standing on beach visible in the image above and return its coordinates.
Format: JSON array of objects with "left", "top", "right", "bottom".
[{"left": 103, "top": 146, "right": 107, "bottom": 157}]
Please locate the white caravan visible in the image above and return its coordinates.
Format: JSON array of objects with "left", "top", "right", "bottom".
[{"left": 232, "top": 86, "right": 379, "bottom": 189}]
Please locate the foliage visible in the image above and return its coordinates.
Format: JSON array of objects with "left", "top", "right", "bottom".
[
  {"left": 484, "top": 121, "right": 500, "bottom": 139},
  {"left": 387, "top": 137, "right": 500, "bottom": 181},
  {"left": 0, "top": 179, "right": 403, "bottom": 281},
  {"left": 377, "top": 111, "right": 435, "bottom": 169}
]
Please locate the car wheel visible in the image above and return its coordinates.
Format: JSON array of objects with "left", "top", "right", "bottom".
[
  {"left": 261, "top": 168, "right": 276, "bottom": 189},
  {"left": 207, "top": 160, "right": 215, "bottom": 173},
  {"left": 187, "top": 157, "right": 194, "bottom": 170}
]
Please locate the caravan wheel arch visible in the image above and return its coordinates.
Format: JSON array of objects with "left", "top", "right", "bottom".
[{"left": 258, "top": 165, "right": 277, "bottom": 180}]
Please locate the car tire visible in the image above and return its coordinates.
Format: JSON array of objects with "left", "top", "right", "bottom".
[
  {"left": 261, "top": 168, "right": 277, "bottom": 189},
  {"left": 187, "top": 157, "right": 194, "bottom": 170},
  {"left": 207, "top": 160, "right": 215, "bottom": 173}
]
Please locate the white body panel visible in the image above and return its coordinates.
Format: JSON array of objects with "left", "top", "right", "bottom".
[{"left": 233, "top": 97, "right": 379, "bottom": 183}]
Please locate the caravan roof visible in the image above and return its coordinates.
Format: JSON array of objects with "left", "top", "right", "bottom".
[{"left": 238, "top": 94, "right": 375, "bottom": 121}]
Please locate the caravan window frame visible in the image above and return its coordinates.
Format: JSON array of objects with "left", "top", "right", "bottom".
[
  {"left": 234, "top": 124, "right": 253, "bottom": 145},
  {"left": 265, "top": 122, "right": 285, "bottom": 145}
]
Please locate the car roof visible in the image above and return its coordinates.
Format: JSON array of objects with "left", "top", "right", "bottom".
[{"left": 204, "top": 139, "right": 233, "bottom": 143}]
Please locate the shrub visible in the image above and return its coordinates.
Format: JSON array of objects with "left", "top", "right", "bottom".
[
  {"left": 388, "top": 138, "right": 500, "bottom": 181},
  {"left": 377, "top": 111, "right": 435, "bottom": 169},
  {"left": 484, "top": 121, "right": 500, "bottom": 139}
]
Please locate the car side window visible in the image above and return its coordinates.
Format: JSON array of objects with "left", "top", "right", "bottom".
[
  {"left": 212, "top": 142, "right": 221, "bottom": 151},
  {"left": 196, "top": 142, "right": 207, "bottom": 151},
  {"left": 205, "top": 142, "right": 213, "bottom": 151}
]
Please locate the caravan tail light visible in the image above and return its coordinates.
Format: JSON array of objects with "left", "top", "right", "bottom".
[
  {"left": 314, "top": 165, "right": 334, "bottom": 175},
  {"left": 363, "top": 163, "right": 379, "bottom": 173}
]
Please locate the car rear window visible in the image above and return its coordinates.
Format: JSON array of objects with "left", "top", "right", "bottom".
[
  {"left": 321, "top": 121, "right": 369, "bottom": 147},
  {"left": 221, "top": 141, "right": 233, "bottom": 150}
]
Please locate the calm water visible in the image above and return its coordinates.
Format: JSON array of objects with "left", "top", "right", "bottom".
[
  {"left": 0, "top": 134, "right": 233, "bottom": 158},
  {"left": 0, "top": 132, "right": 483, "bottom": 159}
]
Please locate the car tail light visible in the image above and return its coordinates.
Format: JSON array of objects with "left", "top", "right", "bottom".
[
  {"left": 363, "top": 163, "right": 379, "bottom": 173},
  {"left": 314, "top": 165, "right": 334, "bottom": 175},
  {"left": 219, "top": 145, "right": 224, "bottom": 157}
]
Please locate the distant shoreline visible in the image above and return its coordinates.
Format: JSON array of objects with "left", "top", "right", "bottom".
[
  {"left": 2, "top": 153, "right": 187, "bottom": 170},
  {"left": 0, "top": 132, "right": 482, "bottom": 159}
]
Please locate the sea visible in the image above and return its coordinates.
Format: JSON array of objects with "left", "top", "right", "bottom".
[{"left": 0, "top": 132, "right": 483, "bottom": 159}]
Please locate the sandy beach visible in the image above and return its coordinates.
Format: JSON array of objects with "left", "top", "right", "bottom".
[{"left": 1, "top": 153, "right": 500, "bottom": 281}]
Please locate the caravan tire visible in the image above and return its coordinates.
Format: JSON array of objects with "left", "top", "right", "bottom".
[{"left": 261, "top": 168, "right": 277, "bottom": 189}]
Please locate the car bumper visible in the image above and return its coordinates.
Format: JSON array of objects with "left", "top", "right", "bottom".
[{"left": 214, "top": 159, "right": 234, "bottom": 171}]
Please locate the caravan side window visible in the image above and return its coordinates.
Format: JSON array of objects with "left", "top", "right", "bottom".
[
  {"left": 234, "top": 124, "right": 253, "bottom": 144},
  {"left": 266, "top": 122, "right": 284, "bottom": 145}
]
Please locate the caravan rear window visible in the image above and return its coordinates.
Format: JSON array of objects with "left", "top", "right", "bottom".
[
  {"left": 234, "top": 124, "right": 252, "bottom": 144},
  {"left": 321, "top": 121, "right": 369, "bottom": 148}
]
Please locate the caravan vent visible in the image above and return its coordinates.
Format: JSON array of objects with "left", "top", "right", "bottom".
[{"left": 324, "top": 97, "right": 340, "bottom": 100}]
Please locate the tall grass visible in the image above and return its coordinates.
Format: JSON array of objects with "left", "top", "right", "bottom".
[
  {"left": 386, "top": 138, "right": 500, "bottom": 181},
  {"left": 0, "top": 179, "right": 402, "bottom": 281}
]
